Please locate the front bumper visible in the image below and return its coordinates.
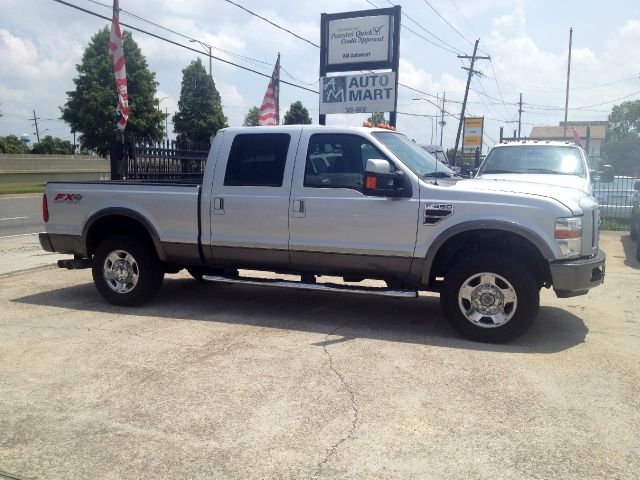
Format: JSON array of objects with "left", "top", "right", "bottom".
[{"left": 549, "top": 249, "right": 606, "bottom": 298}]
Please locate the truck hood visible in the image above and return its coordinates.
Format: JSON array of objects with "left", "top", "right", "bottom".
[
  {"left": 476, "top": 173, "right": 589, "bottom": 193},
  {"left": 453, "top": 177, "right": 588, "bottom": 214}
]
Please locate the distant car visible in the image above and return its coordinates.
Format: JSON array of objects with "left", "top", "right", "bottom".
[
  {"left": 593, "top": 176, "right": 636, "bottom": 220},
  {"left": 475, "top": 141, "right": 593, "bottom": 194}
]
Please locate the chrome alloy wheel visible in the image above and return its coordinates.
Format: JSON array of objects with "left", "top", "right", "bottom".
[
  {"left": 457, "top": 272, "right": 518, "bottom": 328},
  {"left": 103, "top": 249, "right": 140, "bottom": 294}
]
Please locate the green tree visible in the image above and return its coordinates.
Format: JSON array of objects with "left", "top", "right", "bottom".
[
  {"left": 61, "top": 27, "right": 164, "bottom": 156},
  {"left": 0, "top": 135, "right": 29, "bottom": 154},
  {"left": 367, "top": 112, "right": 387, "bottom": 125},
  {"left": 172, "top": 58, "right": 227, "bottom": 144},
  {"left": 31, "top": 135, "right": 75, "bottom": 155},
  {"left": 283, "top": 101, "right": 312, "bottom": 125},
  {"left": 243, "top": 106, "right": 260, "bottom": 127},
  {"left": 603, "top": 100, "right": 640, "bottom": 175},
  {"left": 607, "top": 99, "right": 640, "bottom": 141}
]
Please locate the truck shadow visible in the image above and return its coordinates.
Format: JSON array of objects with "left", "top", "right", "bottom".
[
  {"left": 620, "top": 234, "right": 640, "bottom": 269},
  {"left": 12, "top": 278, "right": 588, "bottom": 354}
]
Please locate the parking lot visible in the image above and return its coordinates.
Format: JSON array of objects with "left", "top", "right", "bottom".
[{"left": 0, "top": 229, "right": 639, "bottom": 479}]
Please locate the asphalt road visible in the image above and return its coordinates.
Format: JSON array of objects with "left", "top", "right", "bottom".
[
  {"left": 0, "top": 194, "right": 43, "bottom": 238},
  {"left": 0, "top": 232, "right": 638, "bottom": 479}
]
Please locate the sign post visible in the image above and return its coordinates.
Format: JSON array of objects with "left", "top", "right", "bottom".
[{"left": 319, "top": 6, "right": 401, "bottom": 127}]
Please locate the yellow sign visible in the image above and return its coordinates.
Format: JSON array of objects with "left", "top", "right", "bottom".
[
  {"left": 464, "top": 118, "right": 483, "bottom": 128},
  {"left": 462, "top": 117, "right": 484, "bottom": 154}
]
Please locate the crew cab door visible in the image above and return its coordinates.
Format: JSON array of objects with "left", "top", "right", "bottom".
[
  {"left": 210, "top": 130, "right": 301, "bottom": 268},
  {"left": 288, "top": 132, "right": 420, "bottom": 279}
]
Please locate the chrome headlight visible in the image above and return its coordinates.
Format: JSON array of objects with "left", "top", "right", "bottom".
[{"left": 555, "top": 217, "right": 582, "bottom": 258}]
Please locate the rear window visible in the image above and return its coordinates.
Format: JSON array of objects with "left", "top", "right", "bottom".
[
  {"left": 224, "top": 134, "right": 291, "bottom": 187},
  {"left": 479, "top": 145, "right": 586, "bottom": 177}
]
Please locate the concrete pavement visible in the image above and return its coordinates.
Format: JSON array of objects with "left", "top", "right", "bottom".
[{"left": 0, "top": 232, "right": 638, "bottom": 479}]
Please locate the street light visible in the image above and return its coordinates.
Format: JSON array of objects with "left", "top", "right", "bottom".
[
  {"left": 189, "top": 39, "right": 212, "bottom": 77},
  {"left": 156, "top": 97, "right": 170, "bottom": 141},
  {"left": 156, "top": 96, "right": 169, "bottom": 111},
  {"left": 412, "top": 98, "right": 438, "bottom": 145}
]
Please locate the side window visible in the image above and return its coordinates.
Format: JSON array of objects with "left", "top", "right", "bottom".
[
  {"left": 304, "top": 134, "right": 391, "bottom": 190},
  {"left": 224, "top": 134, "right": 291, "bottom": 187}
]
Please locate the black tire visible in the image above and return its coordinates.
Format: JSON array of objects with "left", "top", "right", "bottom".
[
  {"left": 440, "top": 253, "right": 539, "bottom": 343},
  {"left": 630, "top": 221, "right": 638, "bottom": 241},
  {"left": 92, "top": 235, "right": 164, "bottom": 306}
]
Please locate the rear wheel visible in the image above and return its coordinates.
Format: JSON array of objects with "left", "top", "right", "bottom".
[
  {"left": 440, "top": 253, "right": 539, "bottom": 343},
  {"left": 92, "top": 235, "right": 164, "bottom": 306}
]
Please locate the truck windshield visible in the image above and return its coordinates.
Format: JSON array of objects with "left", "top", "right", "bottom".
[
  {"left": 478, "top": 145, "right": 586, "bottom": 177},
  {"left": 373, "top": 132, "right": 455, "bottom": 178}
]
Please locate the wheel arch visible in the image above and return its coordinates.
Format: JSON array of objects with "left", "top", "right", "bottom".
[
  {"left": 421, "top": 220, "right": 554, "bottom": 288},
  {"left": 82, "top": 208, "right": 167, "bottom": 261}
]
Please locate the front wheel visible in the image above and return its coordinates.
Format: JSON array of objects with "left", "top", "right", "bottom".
[
  {"left": 92, "top": 235, "right": 164, "bottom": 306},
  {"left": 440, "top": 254, "right": 539, "bottom": 343}
]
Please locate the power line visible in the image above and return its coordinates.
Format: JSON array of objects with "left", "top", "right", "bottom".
[
  {"left": 51, "top": 0, "right": 319, "bottom": 94},
  {"left": 86, "top": 0, "right": 322, "bottom": 85},
  {"left": 368, "top": 0, "right": 463, "bottom": 54},
  {"left": 420, "top": 0, "right": 474, "bottom": 48},
  {"left": 488, "top": 59, "right": 512, "bottom": 119},
  {"left": 223, "top": 0, "right": 320, "bottom": 48},
  {"left": 447, "top": 0, "right": 479, "bottom": 38}
]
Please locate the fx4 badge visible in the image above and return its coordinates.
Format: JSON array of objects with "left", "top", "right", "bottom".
[
  {"left": 54, "top": 193, "right": 83, "bottom": 203},
  {"left": 424, "top": 203, "right": 453, "bottom": 225}
]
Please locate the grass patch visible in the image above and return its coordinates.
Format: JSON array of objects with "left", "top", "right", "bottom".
[
  {"left": 0, "top": 183, "right": 46, "bottom": 195},
  {"left": 601, "top": 217, "right": 630, "bottom": 232}
]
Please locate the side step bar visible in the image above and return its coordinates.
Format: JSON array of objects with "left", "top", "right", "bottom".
[{"left": 202, "top": 275, "right": 418, "bottom": 299}]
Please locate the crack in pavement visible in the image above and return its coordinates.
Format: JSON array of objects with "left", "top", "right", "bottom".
[{"left": 313, "top": 332, "right": 359, "bottom": 479}]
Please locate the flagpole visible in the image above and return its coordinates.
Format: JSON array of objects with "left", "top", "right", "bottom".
[{"left": 276, "top": 52, "right": 280, "bottom": 125}]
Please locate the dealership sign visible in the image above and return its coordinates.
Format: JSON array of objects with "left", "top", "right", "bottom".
[
  {"left": 462, "top": 117, "right": 484, "bottom": 154},
  {"left": 320, "top": 7, "right": 401, "bottom": 124},
  {"left": 327, "top": 15, "right": 392, "bottom": 67},
  {"left": 320, "top": 73, "right": 396, "bottom": 115}
]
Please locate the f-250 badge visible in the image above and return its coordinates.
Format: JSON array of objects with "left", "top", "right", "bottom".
[
  {"left": 424, "top": 203, "right": 453, "bottom": 225},
  {"left": 54, "top": 193, "right": 83, "bottom": 203}
]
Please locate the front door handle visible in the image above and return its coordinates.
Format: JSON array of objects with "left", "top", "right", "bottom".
[{"left": 214, "top": 197, "right": 224, "bottom": 215}]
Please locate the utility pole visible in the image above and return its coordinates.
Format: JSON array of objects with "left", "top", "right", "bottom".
[
  {"left": 31, "top": 110, "right": 41, "bottom": 143},
  {"left": 452, "top": 40, "right": 490, "bottom": 165},
  {"left": 165, "top": 107, "right": 169, "bottom": 140},
  {"left": 439, "top": 92, "right": 446, "bottom": 146},
  {"left": 518, "top": 93, "right": 523, "bottom": 137},
  {"left": 563, "top": 27, "right": 573, "bottom": 138}
]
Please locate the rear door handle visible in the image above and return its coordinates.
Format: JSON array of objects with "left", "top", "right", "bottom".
[
  {"left": 214, "top": 197, "right": 224, "bottom": 215},
  {"left": 292, "top": 199, "right": 305, "bottom": 218}
]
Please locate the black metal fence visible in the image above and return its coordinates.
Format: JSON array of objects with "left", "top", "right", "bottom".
[
  {"left": 593, "top": 176, "right": 638, "bottom": 231},
  {"left": 110, "top": 131, "right": 209, "bottom": 183}
]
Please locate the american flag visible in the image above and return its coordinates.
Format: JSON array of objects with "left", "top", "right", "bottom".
[
  {"left": 258, "top": 54, "right": 280, "bottom": 125},
  {"left": 109, "top": 0, "right": 129, "bottom": 130},
  {"left": 571, "top": 127, "right": 584, "bottom": 148}
]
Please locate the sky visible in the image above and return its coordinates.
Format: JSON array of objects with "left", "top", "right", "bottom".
[{"left": 1, "top": 0, "right": 639, "bottom": 153}]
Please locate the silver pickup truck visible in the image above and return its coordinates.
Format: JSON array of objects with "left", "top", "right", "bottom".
[{"left": 40, "top": 126, "right": 605, "bottom": 342}]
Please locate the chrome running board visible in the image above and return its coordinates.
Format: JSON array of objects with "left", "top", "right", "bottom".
[{"left": 202, "top": 275, "right": 417, "bottom": 299}]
